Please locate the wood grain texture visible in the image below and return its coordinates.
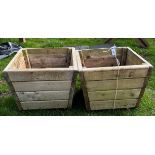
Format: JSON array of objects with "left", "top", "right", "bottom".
[
  {"left": 7, "top": 70, "right": 73, "bottom": 81},
  {"left": 27, "top": 48, "right": 70, "bottom": 54},
  {"left": 126, "top": 50, "right": 144, "bottom": 65},
  {"left": 80, "top": 48, "right": 122, "bottom": 68},
  {"left": 3, "top": 50, "right": 23, "bottom": 71},
  {"left": 22, "top": 50, "right": 31, "bottom": 68},
  {"left": 84, "top": 55, "right": 121, "bottom": 68},
  {"left": 127, "top": 47, "right": 152, "bottom": 67},
  {"left": 80, "top": 48, "right": 122, "bottom": 60},
  {"left": 86, "top": 78, "right": 145, "bottom": 91},
  {"left": 66, "top": 47, "right": 78, "bottom": 108},
  {"left": 90, "top": 99, "right": 138, "bottom": 110},
  {"left": 28, "top": 54, "right": 70, "bottom": 68},
  {"left": 28, "top": 53, "right": 67, "bottom": 58},
  {"left": 88, "top": 89, "right": 141, "bottom": 101},
  {"left": 16, "top": 91, "right": 70, "bottom": 102},
  {"left": 21, "top": 100, "right": 69, "bottom": 110},
  {"left": 120, "top": 48, "right": 128, "bottom": 65},
  {"left": 76, "top": 50, "right": 83, "bottom": 71},
  {"left": 11, "top": 52, "right": 27, "bottom": 69},
  {"left": 71, "top": 48, "right": 78, "bottom": 70},
  {"left": 12, "top": 81, "right": 71, "bottom": 91},
  {"left": 83, "top": 68, "right": 148, "bottom": 80}
]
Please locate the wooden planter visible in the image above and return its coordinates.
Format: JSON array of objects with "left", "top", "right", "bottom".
[
  {"left": 76, "top": 47, "right": 153, "bottom": 110},
  {"left": 3, "top": 48, "right": 77, "bottom": 110}
]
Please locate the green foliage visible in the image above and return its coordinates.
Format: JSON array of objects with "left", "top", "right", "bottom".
[{"left": 41, "top": 40, "right": 64, "bottom": 48}]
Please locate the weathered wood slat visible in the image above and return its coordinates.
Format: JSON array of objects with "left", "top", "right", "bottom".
[
  {"left": 126, "top": 59, "right": 134, "bottom": 65},
  {"left": 80, "top": 49, "right": 122, "bottom": 68},
  {"left": 27, "top": 48, "right": 70, "bottom": 54},
  {"left": 90, "top": 99, "right": 138, "bottom": 110},
  {"left": 16, "top": 91, "right": 70, "bottom": 102},
  {"left": 86, "top": 78, "right": 145, "bottom": 91},
  {"left": 28, "top": 54, "right": 70, "bottom": 68},
  {"left": 7, "top": 70, "right": 73, "bottom": 81},
  {"left": 126, "top": 49, "right": 145, "bottom": 65},
  {"left": 22, "top": 50, "right": 31, "bottom": 68},
  {"left": 120, "top": 48, "right": 128, "bottom": 65},
  {"left": 84, "top": 55, "right": 121, "bottom": 68},
  {"left": 21, "top": 100, "right": 69, "bottom": 110},
  {"left": 12, "top": 81, "right": 71, "bottom": 91},
  {"left": 3, "top": 50, "right": 22, "bottom": 71},
  {"left": 28, "top": 53, "right": 67, "bottom": 58},
  {"left": 82, "top": 64, "right": 149, "bottom": 71},
  {"left": 11, "top": 52, "right": 27, "bottom": 69},
  {"left": 127, "top": 47, "right": 152, "bottom": 67},
  {"left": 18, "top": 57, "right": 27, "bottom": 69},
  {"left": 88, "top": 89, "right": 141, "bottom": 101},
  {"left": 80, "top": 48, "right": 122, "bottom": 59},
  {"left": 30, "top": 57, "right": 68, "bottom": 68},
  {"left": 83, "top": 68, "right": 148, "bottom": 80}
]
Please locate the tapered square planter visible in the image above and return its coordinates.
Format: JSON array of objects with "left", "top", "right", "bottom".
[
  {"left": 3, "top": 48, "right": 77, "bottom": 110},
  {"left": 76, "top": 47, "right": 153, "bottom": 110}
]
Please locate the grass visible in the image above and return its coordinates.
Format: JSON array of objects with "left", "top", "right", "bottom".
[{"left": 0, "top": 38, "right": 155, "bottom": 116}]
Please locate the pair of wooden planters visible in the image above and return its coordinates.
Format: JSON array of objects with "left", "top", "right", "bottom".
[{"left": 3, "top": 47, "right": 153, "bottom": 110}]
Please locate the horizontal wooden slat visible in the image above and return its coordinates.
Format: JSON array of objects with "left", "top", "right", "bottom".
[
  {"left": 90, "top": 99, "right": 138, "bottom": 110},
  {"left": 16, "top": 91, "right": 70, "bottom": 101},
  {"left": 12, "top": 81, "right": 71, "bottom": 91},
  {"left": 84, "top": 55, "right": 121, "bottom": 68},
  {"left": 28, "top": 54, "right": 70, "bottom": 68},
  {"left": 7, "top": 70, "right": 73, "bottom": 81},
  {"left": 88, "top": 89, "right": 141, "bottom": 101},
  {"left": 27, "top": 48, "right": 70, "bottom": 54},
  {"left": 80, "top": 48, "right": 123, "bottom": 59},
  {"left": 21, "top": 100, "right": 69, "bottom": 110},
  {"left": 29, "top": 53, "right": 67, "bottom": 58},
  {"left": 86, "top": 78, "right": 145, "bottom": 91},
  {"left": 83, "top": 68, "right": 148, "bottom": 80}
]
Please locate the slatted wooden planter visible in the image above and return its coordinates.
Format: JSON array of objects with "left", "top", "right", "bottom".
[
  {"left": 76, "top": 47, "right": 153, "bottom": 110},
  {"left": 3, "top": 48, "right": 77, "bottom": 110}
]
